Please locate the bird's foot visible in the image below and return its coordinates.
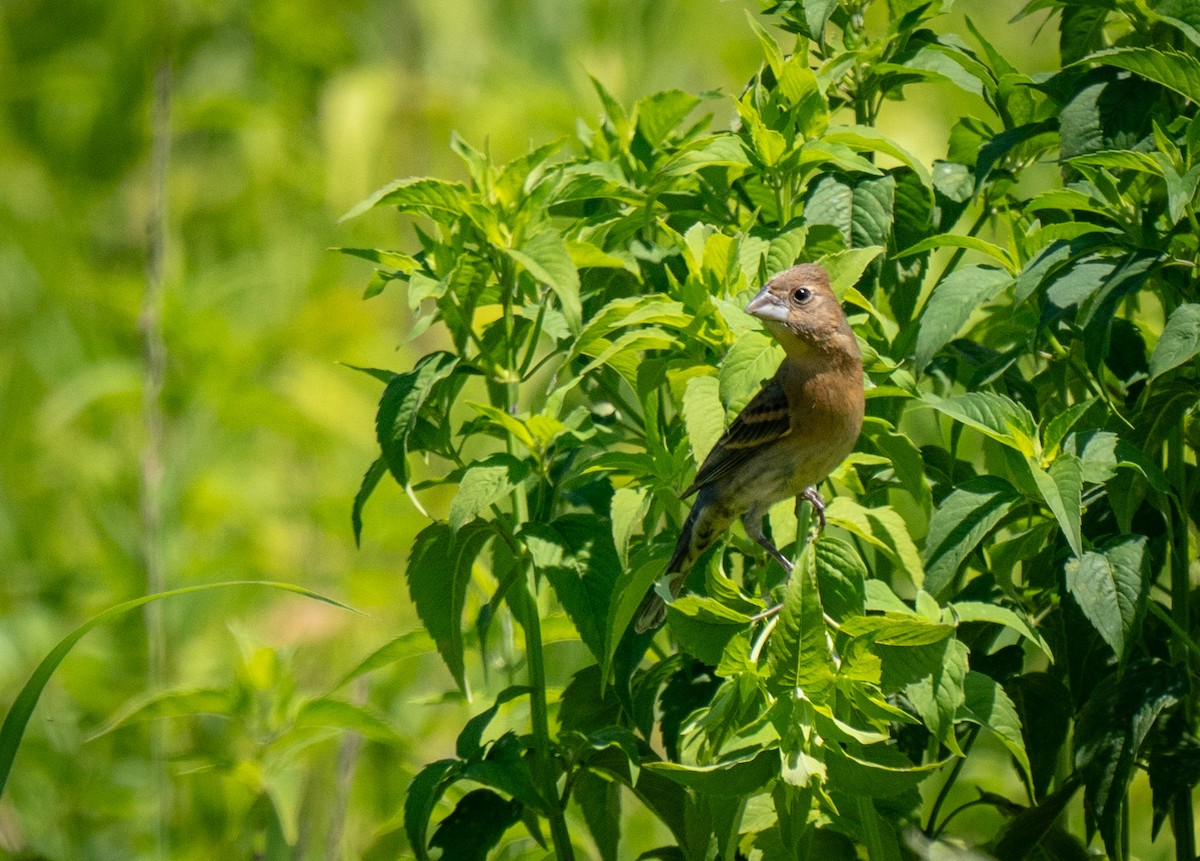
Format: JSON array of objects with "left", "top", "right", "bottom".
[{"left": 798, "top": 486, "right": 827, "bottom": 533}]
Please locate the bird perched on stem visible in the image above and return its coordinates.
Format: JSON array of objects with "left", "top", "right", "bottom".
[{"left": 634, "top": 263, "right": 864, "bottom": 633}]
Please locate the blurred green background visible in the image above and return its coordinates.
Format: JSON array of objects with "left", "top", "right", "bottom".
[{"left": 0, "top": 0, "right": 1060, "bottom": 857}]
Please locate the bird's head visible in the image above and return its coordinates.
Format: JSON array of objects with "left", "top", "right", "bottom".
[{"left": 744, "top": 264, "right": 859, "bottom": 363}]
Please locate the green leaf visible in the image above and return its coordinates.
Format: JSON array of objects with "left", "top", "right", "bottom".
[
  {"left": 719, "top": 330, "right": 783, "bottom": 414},
  {"left": 895, "top": 234, "right": 1015, "bottom": 271},
  {"left": 0, "top": 581, "right": 353, "bottom": 799},
  {"left": 950, "top": 602, "right": 1053, "bottom": 661},
  {"left": 1008, "top": 673, "right": 1074, "bottom": 800},
  {"left": 1074, "top": 659, "right": 1184, "bottom": 858},
  {"left": 897, "top": 638, "right": 969, "bottom": 755},
  {"left": 805, "top": 172, "right": 895, "bottom": 249},
  {"left": 636, "top": 89, "right": 701, "bottom": 148},
  {"left": 352, "top": 456, "right": 388, "bottom": 546},
  {"left": 818, "top": 246, "right": 886, "bottom": 296},
  {"left": 428, "top": 789, "right": 523, "bottom": 861},
  {"left": 333, "top": 629, "right": 436, "bottom": 689},
  {"left": 523, "top": 515, "right": 620, "bottom": 669},
  {"left": 405, "top": 759, "right": 462, "bottom": 861},
  {"left": 341, "top": 177, "right": 468, "bottom": 223},
  {"left": 823, "top": 741, "right": 943, "bottom": 797},
  {"left": 824, "top": 498, "right": 926, "bottom": 588},
  {"left": 814, "top": 536, "right": 867, "bottom": 622},
  {"left": 914, "top": 265, "right": 1012, "bottom": 371},
  {"left": 957, "top": 671, "right": 1032, "bottom": 787},
  {"left": 1041, "top": 398, "right": 1098, "bottom": 457},
  {"left": 1078, "top": 46, "right": 1200, "bottom": 103},
  {"left": 505, "top": 229, "right": 582, "bottom": 333},
  {"left": 610, "top": 486, "right": 649, "bottom": 570},
  {"left": 682, "top": 374, "right": 725, "bottom": 466},
  {"left": 841, "top": 613, "right": 955, "bottom": 646},
  {"left": 448, "top": 454, "right": 530, "bottom": 531},
  {"left": 645, "top": 748, "right": 777, "bottom": 796},
  {"left": 87, "top": 688, "right": 235, "bottom": 740},
  {"left": 767, "top": 542, "right": 836, "bottom": 702},
  {"left": 923, "top": 476, "right": 1021, "bottom": 598},
  {"left": 293, "top": 697, "right": 406, "bottom": 745},
  {"left": 1027, "top": 454, "right": 1083, "bottom": 557},
  {"left": 1149, "top": 303, "right": 1200, "bottom": 380},
  {"left": 923, "top": 392, "right": 1038, "bottom": 456},
  {"left": 861, "top": 417, "right": 932, "bottom": 515},
  {"left": 823, "top": 126, "right": 933, "bottom": 189},
  {"left": 408, "top": 522, "right": 493, "bottom": 694},
  {"left": 991, "top": 778, "right": 1082, "bottom": 861},
  {"left": 1064, "top": 536, "right": 1149, "bottom": 659},
  {"left": 376, "top": 352, "right": 460, "bottom": 488}
]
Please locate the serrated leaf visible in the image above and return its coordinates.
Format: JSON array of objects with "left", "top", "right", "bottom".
[
  {"left": 1064, "top": 536, "right": 1149, "bottom": 659},
  {"left": 814, "top": 536, "right": 867, "bottom": 622},
  {"left": 636, "top": 89, "right": 701, "bottom": 148},
  {"left": 505, "top": 230, "right": 582, "bottom": 333},
  {"left": 841, "top": 612, "right": 955, "bottom": 646},
  {"left": 923, "top": 476, "right": 1021, "bottom": 598},
  {"left": 923, "top": 392, "right": 1038, "bottom": 456},
  {"left": 341, "top": 177, "right": 467, "bottom": 222},
  {"left": 862, "top": 417, "right": 931, "bottom": 514},
  {"left": 950, "top": 602, "right": 1053, "bottom": 660},
  {"left": 1027, "top": 454, "right": 1083, "bottom": 557},
  {"left": 448, "top": 454, "right": 530, "bottom": 531},
  {"left": 428, "top": 788, "right": 523, "bottom": 861},
  {"left": 895, "top": 234, "right": 1015, "bottom": 271},
  {"left": 1149, "top": 303, "right": 1200, "bottom": 380},
  {"left": 407, "top": 522, "right": 492, "bottom": 694},
  {"left": 824, "top": 498, "right": 926, "bottom": 588},
  {"left": 957, "top": 671, "right": 1032, "bottom": 786},
  {"left": 914, "top": 265, "right": 1012, "bottom": 371},
  {"left": 376, "top": 352, "right": 460, "bottom": 488},
  {"left": 1079, "top": 46, "right": 1200, "bottom": 103},
  {"left": 682, "top": 374, "right": 725, "bottom": 466},
  {"left": 1074, "top": 659, "right": 1184, "bottom": 858},
  {"left": 352, "top": 457, "right": 387, "bottom": 546},
  {"left": 610, "top": 486, "right": 649, "bottom": 569},
  {"left": 719, "top": 330, "right": 783, "bottom": 414},
  {"left": 818, "top": 246, "right": 886, "bottom": 296},
  {"left": 523, "top": 515, "right": 620, "bottom": 668},
  {"left": 645, "top": 748, "right": 777, "bottom": 796},
  {"left": 767, "top": 542, "right": 836, "bottom": 701}
]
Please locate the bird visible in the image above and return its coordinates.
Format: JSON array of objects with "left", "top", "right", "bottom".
[{"left": 634, "top": 263, "right": 865, "bottom": 633}]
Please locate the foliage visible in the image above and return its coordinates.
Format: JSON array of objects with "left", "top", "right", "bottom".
[{"left": 344, "top": 1, "right": 1200, "bottom": 859}]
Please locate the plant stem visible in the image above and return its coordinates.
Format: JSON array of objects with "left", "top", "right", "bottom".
[
  {"left": 140, "top": 55, "right": 172, "bottom": 861},
  {"left": 925, "top": 725, "right": 980, "bottom": 838},
  {"left": 1167, "top": 425, "right": 1196, "bottom": 861},
  {"left": 500, "top": 265, "right": 574, "bottom": 860}
]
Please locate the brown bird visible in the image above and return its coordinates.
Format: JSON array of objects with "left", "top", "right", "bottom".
[{"left": 634, "top": 264, "right": 864, "bottom": 632}]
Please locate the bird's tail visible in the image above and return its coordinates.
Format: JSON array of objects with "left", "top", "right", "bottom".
[{"left": 633, "top": 489, "right": 731, "bottom": 633}]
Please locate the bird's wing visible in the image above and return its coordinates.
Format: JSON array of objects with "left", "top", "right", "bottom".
[{"left": 682, "top": 375, "right": 793, "bottom": 496}]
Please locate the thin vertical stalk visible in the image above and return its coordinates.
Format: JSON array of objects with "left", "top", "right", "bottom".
[
  {"left": 1167, "top": 426, "right": 1196, "bottom": 861},
  {"left": 499, "top": 265, "right": 574, "bottom": 860},
  {"left": 140, "top": 57, "right": 171, "bottom": 860}
]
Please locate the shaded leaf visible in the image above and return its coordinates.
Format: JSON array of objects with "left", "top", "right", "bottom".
[
  {"left": 923, "top": 476, "right": 1021, "bottom": 598},
  {"left": 1149, "top": 303, "right": 1200, "bottom": 380}
]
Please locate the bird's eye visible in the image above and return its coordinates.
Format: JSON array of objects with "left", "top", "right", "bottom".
[{"left": 792, "top": 287, "right": 812, "bottom": 303}]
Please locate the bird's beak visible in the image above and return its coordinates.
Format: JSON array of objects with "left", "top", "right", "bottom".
[{"left": 744, "top": 286, "right": 788, "bottom": 324}]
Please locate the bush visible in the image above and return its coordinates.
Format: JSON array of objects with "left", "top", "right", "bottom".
[{"left": 349, "top": 1, "right": 1200, "bottom": 858}]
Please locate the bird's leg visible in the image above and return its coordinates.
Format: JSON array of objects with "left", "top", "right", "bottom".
[
  {"left": 796, "top": 486, "right": 827, "bottom": 533},
  {"left": 741, "top": 510, "right": 793, "bottom": 574}
]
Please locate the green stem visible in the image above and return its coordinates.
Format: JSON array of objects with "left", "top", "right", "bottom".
[
  {"left": 499, "top": 263, "right": 574, "bottom": 860},
  {"left": 1167, "top": 425, "right": 1196, "bottom": 861},
  {"left": 925, "top": 725, "right": 980, "bottom": 837}
]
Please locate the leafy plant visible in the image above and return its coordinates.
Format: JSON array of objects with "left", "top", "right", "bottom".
[{"left": 349, "top": 1, "right": 1199, "bottom": 859}]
